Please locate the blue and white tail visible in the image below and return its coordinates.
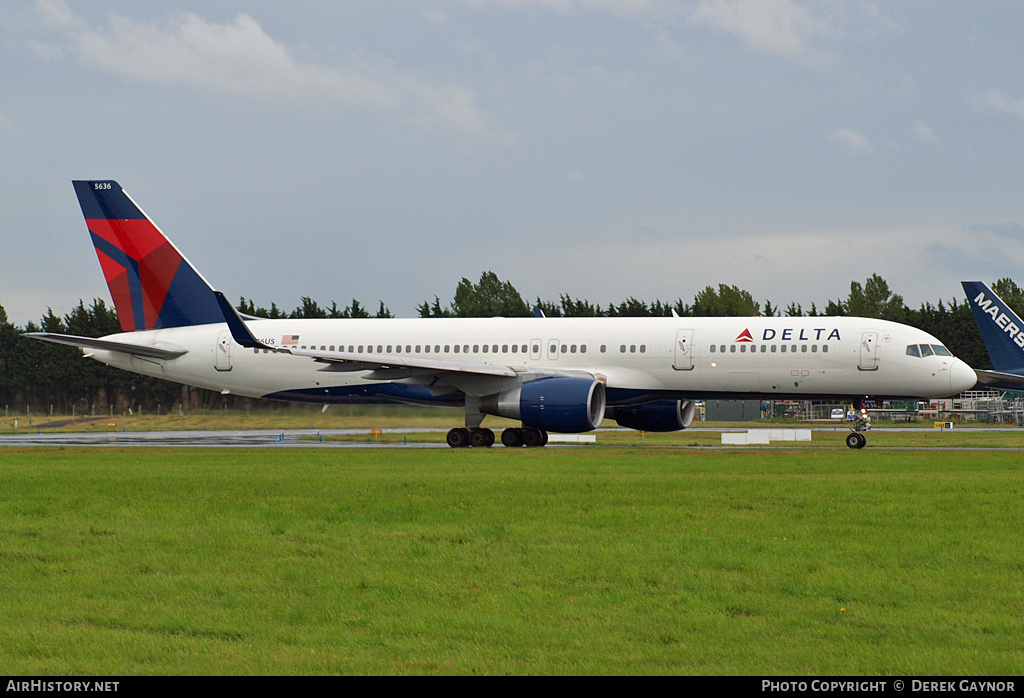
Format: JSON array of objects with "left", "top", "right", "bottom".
[
  {"left": 73, "top": 180, "right": 223, "bottom": 332},
  {"left": 962, "top": 281, "right": 1024, "bottom": 375}
]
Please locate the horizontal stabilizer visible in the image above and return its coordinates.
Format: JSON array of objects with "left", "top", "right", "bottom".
[
  {"left": 972, "top": 368, "right": 1024, "bottom": 390},
  {"left": 24, "top": 332, "right": 187, "bottom": 359}
]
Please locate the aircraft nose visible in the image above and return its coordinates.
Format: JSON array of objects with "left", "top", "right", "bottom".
[{"left": 950, "top": 359, "right": 977, "bottom": 394}]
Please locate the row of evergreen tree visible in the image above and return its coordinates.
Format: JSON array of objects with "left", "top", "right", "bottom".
[{"left": 2, "top": 273, "right": 1021, "bottom": 415}]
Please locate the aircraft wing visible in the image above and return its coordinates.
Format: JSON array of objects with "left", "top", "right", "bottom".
[
  {"left": 288, "top": 346, "right": 518, "bottom": 377},
  {"left": 23, "top": 332, "right": 188, "bottom": 360},
  {"left": 213, "top": 292, "right": 541, "bottom": 395},
  {"left": 971, "top": 368, "right": 1024, "bottom": 391}
]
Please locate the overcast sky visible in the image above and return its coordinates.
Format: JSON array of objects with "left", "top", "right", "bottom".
[{"left": 3, "top": 1, "right": 1024, "bottom": 325}]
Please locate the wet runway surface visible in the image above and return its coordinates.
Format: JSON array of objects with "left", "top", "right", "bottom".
[
  {"left": 0, "top": 428, "right": 449, "bottom": 448},
  {"left": 1, "top": 427, "right": 1021, "bottom": 449}
]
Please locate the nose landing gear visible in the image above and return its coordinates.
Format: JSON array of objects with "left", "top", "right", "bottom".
[{"left": 846, "top": 405, "right": 871, "bottom": 449}]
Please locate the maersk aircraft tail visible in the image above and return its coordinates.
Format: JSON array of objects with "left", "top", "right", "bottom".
[
  {"left": 26, "top": 180, "right": 980, "bottom": 449},
  {"left": 961, "top": 281, "right": 1024, "bottom": 390}
]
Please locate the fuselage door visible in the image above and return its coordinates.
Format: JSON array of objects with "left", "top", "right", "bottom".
[
  {"left": 215, "top": 330, "right": 233, "bottom": 372},
  {"left": 859, "top": 332, "right": 879, "bottom": 371},
  {"left": 673, "top": 329, "right": 694, "bottom": 370}
]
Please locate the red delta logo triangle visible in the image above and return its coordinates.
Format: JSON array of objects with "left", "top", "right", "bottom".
[{"left": 735, "top": 329, "right": 754, "bottom": 343}]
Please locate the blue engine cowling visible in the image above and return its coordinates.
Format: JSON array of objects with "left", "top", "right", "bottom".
[
  {"left": 479, "top": 376, "right": 607, "bottom": 433},
  {"left": 610, "top": 400, "right": 695, "bottom": 432}
]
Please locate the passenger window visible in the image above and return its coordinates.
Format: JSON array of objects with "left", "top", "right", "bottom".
[
  {"left": 348, "top": 345, "right": 354, "bottom": 352},
  {"left": 740, "top": 345, "right": 746, "bottom": 353},
  {"left": 781, "top": 345, "right": 786, "bottom": 353},
  {"left": 710, "top": 345, "right": 716, "bottom": 353},
  {"left": 630, "top": 345, "right": 636, "bottom": 353},
  {"left": 444, "top": 345, "right": 450, "bottom": 352},
  {"left": 416, "top": 345, "right": 421, "bottom": 353},
  {"left": 387, "top": 345, "right": 393, "bottom": 353},
  {"left": 730, "top": 345, "right": 736, "bottom": 353},
  {"left": 493, "top": 345, "right": 498, "bottom": 353},
  {"left": 436, "top": 345, "right": 441, "bottom": 353},
  {"left": 511, "top": 345, "right": 518, "bottom": 353},
  {"left": 811, "top": 345, "right": 818, "bottom": 353},
  {"left": 801, "top": 345, "right": 807, "bottom": 353},
  {"left": 600, "top": 345, "right": 607, "bottom": 353},
  {"left": 720, "top": 345, "right": 726, "bottom": 353},
  {"left": 640, "top": 345, "right": 646, "bottom": 353},
  {"left": 463, "top": 345, "right": 469, "bottom": 353},
  {"left": 357, "top": 346, "right": 363, "bottom": 352},
  {"left": 482, "top": 345, "right": 489, "bottom": 353},
  {"left": 561, "top": 344, "right": 567, "bottom": 353},
  {"left": 620, "top": 345, "right": 626, "bottom": 353},
  {"left": 570, "top": 345, "right": 577, "bottom": 353},
  {"left": 454, "top": 345, "right": 460, "bottom": 353},
  {"left": 502, "top": 345, "right": 508, "bottom": 353},
  {"left": 523, "top": 345, "right": 529, "bottom": 353},
  {"left": 771, "top": 345, "right": 777, "bottom": 353},
  {"left": 581, "top": 345, "right": 587, "bottom": 353},
  {"left": 424, "top": 345, "right": 430, "bottom": 353},
  {"left": 823, "top": 345, "right": 829, "bottom": 353},
  {"left": 329, "top": 346, "right": 335, "bottom": 351}
]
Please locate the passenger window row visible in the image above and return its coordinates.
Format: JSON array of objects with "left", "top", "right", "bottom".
[
  {"left": 709, "top": 344, "right": 830, "bottom": 354},
  {"left": 254, "top": 342, "right": 615, "bottom": 356}
]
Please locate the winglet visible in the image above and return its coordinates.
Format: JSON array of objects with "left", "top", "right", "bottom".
[
  {"left": 214, "top": 291, "right": 270, "bottom": 350},
  {"left": 962, "top": 281, "right": 1024, "bottom": 374}
]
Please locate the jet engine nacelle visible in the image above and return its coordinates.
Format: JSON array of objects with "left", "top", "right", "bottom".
[
  {"left": 480, "top": 376, "right": 607, "bottom": 433},
  {"left": 609, "top": 399, "right": 696, "bottom": 432}
]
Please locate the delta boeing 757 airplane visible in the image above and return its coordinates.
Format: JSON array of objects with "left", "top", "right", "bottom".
[{"left": 26, "top": 181, "right": 978, "bottom": 449}]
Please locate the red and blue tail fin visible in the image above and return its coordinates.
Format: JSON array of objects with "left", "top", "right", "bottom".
[{"left": 73, "top": 180, "right": 223, "bottom": 332}]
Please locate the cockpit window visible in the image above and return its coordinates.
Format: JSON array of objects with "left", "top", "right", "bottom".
[{"left": 908, "top": 343, "right": 954, "bottom": 358}]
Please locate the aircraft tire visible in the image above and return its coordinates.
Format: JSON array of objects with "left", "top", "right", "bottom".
[
  {"left": 501, "top": 428, "right": 524, "bottom": 448},
  {"left": 846, "top": 432, "right": 867, "bottom": 449},
  {"left": 523, "top": 428, "right": 545, "bottom": 448},
  {"left": 470, "top": 428, "right": 494, "bottom": 448},
  {"left": 447, "top": 428, "right": 470, "bottom": 448}
]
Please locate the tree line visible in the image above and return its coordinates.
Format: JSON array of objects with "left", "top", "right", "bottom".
[{"left": 2, "top": 273, "right": 1020, "bottom": 415}]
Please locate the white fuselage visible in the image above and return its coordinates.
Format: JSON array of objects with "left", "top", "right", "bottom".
[{"left": 85, "top": 315, "right": 977, "bottom": 406}]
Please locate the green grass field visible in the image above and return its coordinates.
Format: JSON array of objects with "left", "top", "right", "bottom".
[{"left": 1, "top": 446, "right": 1022, "bottom": 675}]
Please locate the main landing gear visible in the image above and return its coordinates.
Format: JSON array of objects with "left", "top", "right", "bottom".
[{"left": 445, "top": 427, "right": 549, "bottom": 448}]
